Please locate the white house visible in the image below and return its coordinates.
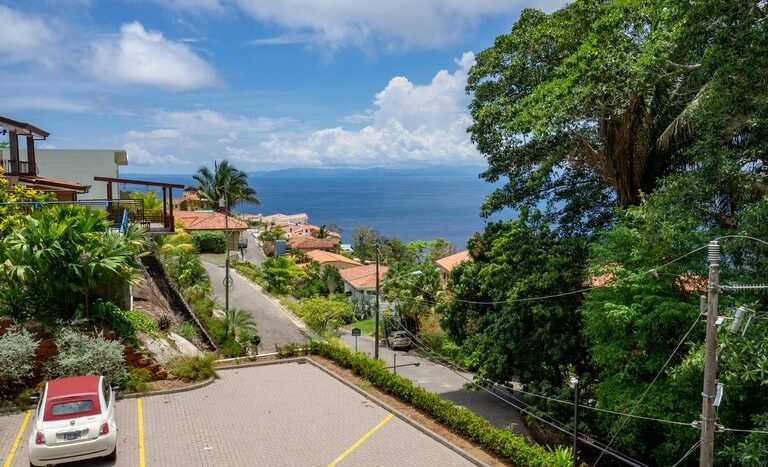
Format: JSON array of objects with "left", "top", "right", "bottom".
[{"left": 35, "top": 149, "right": 128, "bottom": 200}]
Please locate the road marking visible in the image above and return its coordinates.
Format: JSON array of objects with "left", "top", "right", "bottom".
[
  {"left": 3, "top": 410, "right": 31, "bottom": 467},
  {"left": 327, "top": 413, "right": 393, "bottom": 467},
  {"left": 137, "top": 398, "right": 146, "bottom": 467}
]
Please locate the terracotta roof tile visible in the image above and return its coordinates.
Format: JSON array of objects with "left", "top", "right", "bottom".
[
  {"left": 305, "top": 250, "right": 361, "bottom": 267},
  {"left": 175, "top": 210, "right": 247, "bottom": 231},
  {"left": 435, "top": 250, "right": 471, "bottom": 273},
  {"left": 340, "top": 264, "right": 389, "bottom": 290},
  {"left": 287, "top": 236, "right": 339, "bottom": 250}
]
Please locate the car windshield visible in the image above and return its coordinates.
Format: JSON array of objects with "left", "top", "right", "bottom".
[
  {"left": 394, "top": 332, "right": 408, "bottom": 338},
  {"left": 51, "top": 400, "right": 94, "bottom": 416}
]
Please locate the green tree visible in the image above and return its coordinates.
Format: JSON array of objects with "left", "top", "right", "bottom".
[
  {"left": 440, "top": 209, "right": 587, "bottom": 387},
  {"left": 466, "top": 0, "right": 768, "bottom": 233},
  {"left": 261, "top": 256, "right": 304, "bottom": 294},
  {"left": 193, "top": 160, "right": 259, "bottom": 211},
  {"left": 351, "top": 225, "right": 380, "bottom": 261}
]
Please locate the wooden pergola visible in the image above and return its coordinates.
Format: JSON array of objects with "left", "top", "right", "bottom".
[{"left": 94, "top": 176, "right": 185, "bottom": 233}]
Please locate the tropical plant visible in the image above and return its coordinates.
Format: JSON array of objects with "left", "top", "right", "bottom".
[
  {"left": 158, "top": 233, "right": 196, "bottom": 256},
  {"left": 0, "top": 205, "right": 145, "bottom": 320},
  {"left": 130, "top": 190, "right": 163, "bottom": 211},
  {"left": 262, "top": 256, "right": 304, "bottom": 294},
  {"left": 192, "top": 160, "right": 259, "bottom": 211},
  {"left": 223, "top": 308, "right": 257, "bottom": 340},
  {"left": 0, "top": 167, "right": 54, "bottom": 237}
]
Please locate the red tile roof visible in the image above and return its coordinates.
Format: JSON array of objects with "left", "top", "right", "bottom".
[
  {"left": 339, "top": 264, "right": 388, "bottom": 290},
  {"left": 287, "top": 236, "right": 340, "bottom": 250},
  {"left": 435, "top": 250, "right": 471, "bottom": 273},
  {"left": 17, "top": 175, "right": 90, "bottom": 192},
  {"left": 175, "top": 210, "right": 247, "bottom": 231},
  {"left": 306, "top": 250, "right": 361, "bottom": 267}
]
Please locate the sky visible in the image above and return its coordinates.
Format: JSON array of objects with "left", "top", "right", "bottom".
[{"left": 0, "top": 0, "right": 563, "bottom": 174}]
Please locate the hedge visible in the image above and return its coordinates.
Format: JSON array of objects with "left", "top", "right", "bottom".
[
  {"left": 191, "top": 231, "right": 226, "bottom": 253},
  {"left": 300, "top": 340, "right": 566, "bottom": 467}
]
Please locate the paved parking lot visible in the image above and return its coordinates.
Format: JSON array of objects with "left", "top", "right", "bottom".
[{"left": 1, "top": 361, "right": 478, "bottom": 466}]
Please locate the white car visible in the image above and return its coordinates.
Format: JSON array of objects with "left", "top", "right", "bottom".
[{"left": 28, "top": 375, "right": 117, "bottom": 466}]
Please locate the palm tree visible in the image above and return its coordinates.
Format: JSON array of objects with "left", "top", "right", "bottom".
[
  {"left": 192, "top": 160, "right": 259, "bottom": 212},
  {"left": 223, "top": 308, "right": 257, "bottom": 340},
  {"left": 158, "top": 233, "right": 196, "bottom": 256}
]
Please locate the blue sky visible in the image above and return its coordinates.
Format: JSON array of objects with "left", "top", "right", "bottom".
[{"left": 0, "top": 0, "right": 562, "bottom": 174}]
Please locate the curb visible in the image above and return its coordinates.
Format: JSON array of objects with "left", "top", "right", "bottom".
[
  {"left": 117, "top": 377, "right": 215, "bottom": 400},
  {"left": 303, "top": 357, "right": 489, "bottom": 467},
  {"left": 216, "top": 356, "right": 307, "bottom": 371},
  {"left": 0, "top": 377, "right": 217, "bottom": 416}
]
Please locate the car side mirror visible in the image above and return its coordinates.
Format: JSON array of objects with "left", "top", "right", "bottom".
[
  {"left": 111, "top": 385, "right": 119, "bottom": 393},
  {"left": 29, "top": 392, "right": 40, "bottom": 403}
]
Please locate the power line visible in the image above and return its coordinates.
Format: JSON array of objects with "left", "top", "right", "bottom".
[
  {"left": 382, "top": 315, "right": 649, "bottom": 467},
  {"left": 721, "top": 427, "right": 768, "bottom": 435},
  {"left": 671, "top": 440, "right": 701, "bottom": 467},
  {"left": 593, "top": 310, "right": 703, "bottom": 466}
]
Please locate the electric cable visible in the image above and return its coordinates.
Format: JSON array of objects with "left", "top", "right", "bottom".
[
  {"left": 593, "top": 310, "right": 703, "bottom": 465},
  {"left": 670, "top": 440, "right": 701, "bottom": 467},
  {"left": 382, "top": 315, "right": 649, "bottom": 467}
]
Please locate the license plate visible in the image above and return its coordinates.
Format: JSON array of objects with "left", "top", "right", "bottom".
[{"left": 62, "top": 431, "right": 81, "bottom": 441}]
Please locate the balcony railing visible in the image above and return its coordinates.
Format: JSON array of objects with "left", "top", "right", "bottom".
[
  {"left": 0, "top": 199, "right": 175, "bottom": 233},
  {"left": 0, "top": 159, "right": 38, "bottom": 176}
]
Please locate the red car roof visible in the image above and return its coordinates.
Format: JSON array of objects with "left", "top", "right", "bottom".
[{"left": 46, "top": 375, "right": 101, "bottom": 398}]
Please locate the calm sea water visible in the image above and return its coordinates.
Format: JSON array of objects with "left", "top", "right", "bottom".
[{"left": 126, "top": 167, "right": 514, "bottom": 248}]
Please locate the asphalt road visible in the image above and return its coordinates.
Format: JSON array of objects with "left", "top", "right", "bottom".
[
  {"left": 239, "top": 229, "right": 266, "bottom": 266},
  {"left": 339, "top": 331, "right": 532, "bottom": 438},
  {"left": 203, "top": 260, "right": 310, "bottom": 352}
]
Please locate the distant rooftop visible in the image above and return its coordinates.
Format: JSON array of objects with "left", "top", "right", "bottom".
[{"left": 435, "top": 250, "right": 471, "bottom": 273}]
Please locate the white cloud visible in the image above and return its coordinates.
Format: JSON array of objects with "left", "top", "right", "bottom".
[
  {"left": 87, "top": 22, "right": 219, "bottom": 90},
  {"left": 123, "top": 142, "right": 189, "bottom": 166},
  {"left": 236, "top": 0, "right": 565, "bottom": 49},
  {"left": 122, "top": 53, "right": 481, "bottom": 171},
  {"left": 247, "top": 52, "right": 481, "bottom": 168},
  {"left": 0, "top": 6, "right": 58, "bottom": 65}
]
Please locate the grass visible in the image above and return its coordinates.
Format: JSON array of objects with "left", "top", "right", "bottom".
[{"left": 349, "top": 319, "right": 375, "bottom": 337}]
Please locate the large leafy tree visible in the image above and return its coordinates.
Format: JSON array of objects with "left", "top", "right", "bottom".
[
  {"left": 440, "top": 209, "right": 587, "bottom": 387},
  {"left": 467, "top": 0, "right": 768, "bottom": 234},
  {"left": 193, "top": 160, "right": 259, "bottom": 211}
]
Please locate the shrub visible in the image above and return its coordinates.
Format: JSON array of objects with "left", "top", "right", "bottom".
[
  {"left": 169, "top": 354, "right": 217, "bottom": 381},
  {"left": 123, "top": 367, "right": 152, "bottom": 393},
  {"left": 163, "top": 251, "right": 207, "bottom": 289},
  {"left": 191, "top": 231, "right": 226, "bottom": 253},
  {"left": 178, "top": 321, "right": 198, "bottom": 341},
  {"left": 0, "top": 327, "right": 40, "bottom": 399},
  {"left": 48, "top": 328, "right": 128, "bottom": 385},
  {"left": 92, "top": 300, "right": 136, "bottom": 340},
  {"left": 219, "top": 338, "right": 246, "bottom": 358},
  {"left": 125, "top": 310, "right": 159, "bottom": 333},
  {"left": 297, "top": 297, "right": 354, "bottom": 335},
  {"left": 156, "top": 313, "right": 173, "bottom": 331}
]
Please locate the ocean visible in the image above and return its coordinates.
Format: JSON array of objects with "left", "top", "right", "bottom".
[{"left": 125, "top": 166, "right": 515, "bottom": 248}]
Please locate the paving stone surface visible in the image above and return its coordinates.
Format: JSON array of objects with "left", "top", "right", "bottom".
[{"left": 1, "top": 362, "right": 477, "bottom": 466}]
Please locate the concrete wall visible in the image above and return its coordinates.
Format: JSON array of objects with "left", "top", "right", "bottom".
[{"left": 35, "top": 149, "right": 128, "bottom": 200}]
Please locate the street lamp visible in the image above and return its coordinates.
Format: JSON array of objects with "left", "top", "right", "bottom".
[
  {"left": 219, "top": 197, "right": 231, "bottom": 313},
  {"left": 385, "top": 353, "right": 420, "bottom": 375}
]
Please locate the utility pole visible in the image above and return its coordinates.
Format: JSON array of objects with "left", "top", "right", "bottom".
[
  {"left": 571, "top": 376, "right": 580, "bottom": 467},
  {"left": 700, "top": 241, "right": 720, "bottom": 467},
  {"left": 220, "top": 197, "right": 230, "bottom": 314},
  {"left": 374, "top": 245, "right": 380, "bottom": 360}
]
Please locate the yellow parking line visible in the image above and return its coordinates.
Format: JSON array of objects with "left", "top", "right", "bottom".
[
  {"left": 3, "top": 410, "right": 31, "bottom": 467},
  {"left": 328, "top": 413, "right": 393, "bottom": 467},
  {"left": 137, "top": 398, "right": 146, "bottom": 467}
]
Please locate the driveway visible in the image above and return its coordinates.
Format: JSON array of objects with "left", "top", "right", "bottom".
[
  {"left": 203, "top": 261, "right": 310, "bottom": 352},
  {"left": 339, "top": 331, "right": 531, "bottom": 437},
  {"left": 239, "top": 229, "right": 266, "bottom": 266},
  {"left": 1, "top": 362, "right": 479, "bottom": 466}
]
